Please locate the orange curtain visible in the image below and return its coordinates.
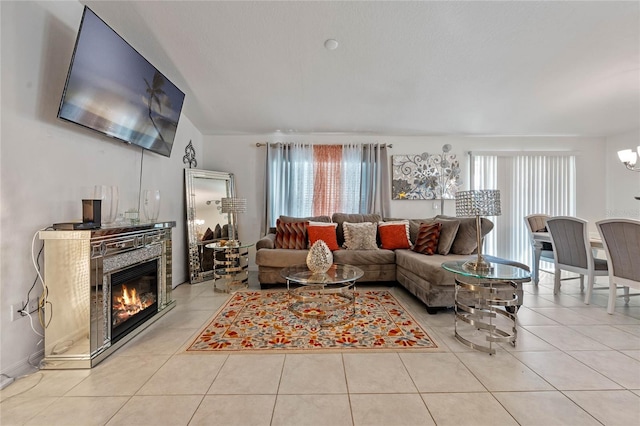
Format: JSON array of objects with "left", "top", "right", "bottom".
[{"left": 313, "top": 145, "right": 342, "bottom": 216}]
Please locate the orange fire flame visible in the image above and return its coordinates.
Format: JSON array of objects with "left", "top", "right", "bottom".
[
  {"left": 113, "top": 285, "right": 154, "bottom": 327},
  {"left": 121, "top": 285, "right": 138, "bottom": 307}
]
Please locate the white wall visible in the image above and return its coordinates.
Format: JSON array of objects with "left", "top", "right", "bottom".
[
  {"left": 2, "top": 0, "right": 636, "bottom": 382},
  {"left": 202, "top": 134, "right": 611, "bottom": 269},
  {"left": 1, "top": 1, "right": 202, "bottom": 378},
  {"left": 605, "top": 129, "right": 640, "bottom": 219}
]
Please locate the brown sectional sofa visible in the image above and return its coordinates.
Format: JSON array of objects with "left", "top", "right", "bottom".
[{"left": 255, "top": 213, "right": 524, "bottom": 314}]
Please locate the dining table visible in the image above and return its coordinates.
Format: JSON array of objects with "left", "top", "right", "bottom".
[{"left": 532, "top": 231, "right": 604, "bottom": 249}]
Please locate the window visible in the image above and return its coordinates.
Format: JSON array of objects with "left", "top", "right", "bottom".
[
  {"left": 470, "top": 152, "right": 577, "bottom": 265},
  {"left": 264, "top": 143, "right": 387, "bottom": 231}
]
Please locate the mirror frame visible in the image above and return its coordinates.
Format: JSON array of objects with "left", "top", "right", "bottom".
[{"left": 185, "top": 169, "right": 236, "bottom": 284}]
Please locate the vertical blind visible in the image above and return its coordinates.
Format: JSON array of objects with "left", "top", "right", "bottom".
[{"left": 470, "top": 152, "right": 576, "bottom": 265}]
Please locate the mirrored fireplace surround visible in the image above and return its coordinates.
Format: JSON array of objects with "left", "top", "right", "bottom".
[{"left": 39, "top": 222, "right": 176, "bottom": 369}]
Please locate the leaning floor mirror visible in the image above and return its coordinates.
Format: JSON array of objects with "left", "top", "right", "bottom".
[{"left": 185, "top": 169, "right": 236, "bottom": 283}]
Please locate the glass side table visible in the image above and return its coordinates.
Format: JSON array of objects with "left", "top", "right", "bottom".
[
  {"left": 280, "top": 264, "right": 364, "bottom": 328},
  {"left": 205, "top": 241, "right": 253, "bottom": 293},
  {"left": 442, "top": 260, "right": 531, "bottom": 355}
]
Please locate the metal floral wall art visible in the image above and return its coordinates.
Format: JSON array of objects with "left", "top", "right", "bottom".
[{"left": 392, "top": 145, "right": 462, "bottom": 200}]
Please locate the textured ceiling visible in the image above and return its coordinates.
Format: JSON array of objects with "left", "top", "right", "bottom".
[{"left": 84, "top": 1, "right": 639, "bottom": 137}]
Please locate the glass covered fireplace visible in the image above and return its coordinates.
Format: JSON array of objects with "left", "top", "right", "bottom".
[
  {"left": 39, "top": 222, "right": 176, "bottom": 369},
  {"left": 111, "top": 259, "right": 158, "bottom": 343}
]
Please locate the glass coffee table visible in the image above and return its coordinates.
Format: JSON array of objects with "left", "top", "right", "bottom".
[
  {"left": 442, "top": 259, "right": 531, "bottom": 355},
  {"left": 280, "top": 264, "right": 364, "bottom": 328}
]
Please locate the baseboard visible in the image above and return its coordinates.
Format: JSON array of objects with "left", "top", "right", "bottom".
[
  {"left": 0, "top": 349, "right": 44, "bottom": 388},
  {"left": 0, "top": 376, "right": 15, "bottom": 390}
]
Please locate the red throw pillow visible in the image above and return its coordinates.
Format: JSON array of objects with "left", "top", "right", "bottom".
[
  {"left": 275, "top": 220, "right": 308, "bottom": 249},
  {"left": 413, "top": 222, "right": 442, "bottom": 255},
  {"left": 379, "top": 223, "right": 411, "bottom": 250},
  {"left": 308, "top": 224, "right": 340, "bottom": 251}
]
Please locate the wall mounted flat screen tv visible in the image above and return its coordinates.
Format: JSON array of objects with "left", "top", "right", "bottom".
[{"left": 58, "top": 6, "right": 185, "bottom": 157}]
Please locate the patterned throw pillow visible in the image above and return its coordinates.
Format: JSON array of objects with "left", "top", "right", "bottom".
[
  {"left": 378, "top": 223, "right": 411, "bottom": 250},
  {"left": 413, "top": 222, "right": 442, "bottom": 255},
  {"left": 275, "top": 220, "right": 308, "bottom": 249},
  {"left": 342, "top": 222, "right": 378, "bottom": 250},
  {"left": 308, "top": 223, "right": 340, "bottom": 251},
  {"left": 421, "top": 219, "right": 459, "bottom": 255}
]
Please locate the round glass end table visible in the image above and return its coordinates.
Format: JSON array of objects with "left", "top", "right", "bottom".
[
  {"left": 442, "top": 260, "right": 531, "bottom": 355},
  {"left": 280, "top": 264, "right": 364, "bottom": 328}
]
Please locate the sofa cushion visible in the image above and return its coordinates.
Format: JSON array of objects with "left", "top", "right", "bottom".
[
  {"left": 342, "top": 222, "right": 378, "bottom": 250},
  {"left": 332, "top": 213, "right": 382, "bottom": 246},
  {"left": 333, "top": 248, "right": 395, "bottom": 265},
  {"left": 378, "top": 222, "right": 411, "bottom": 249},
  {"left": 395, "top": 249, "right": 450, "bottom": 286},
  {"left": 395, "top": 250, "right": 476, "bottom": 286},
  {"left": 413, "top": 222, "right": 441, "bottom": 255},
  {"left": 308, "top": 223, "right": 340, "bottom": 251},
  {"left": 256, "top": 233, "right": 276, "bottom": 250},
  {"left": 435, "top": 215, "right": 494, "bottom": 255},
  {"left": 275, "top": 219, "right": 308, "bottom": 249},
  {"left": 433, "top": 219, "right": 460, "bottom": 255},
  {"left": 255, "top": 248, "right": 309, "bottom": 267}
]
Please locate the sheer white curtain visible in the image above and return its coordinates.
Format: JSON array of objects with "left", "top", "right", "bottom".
[
  {"left": 263, "top": 143, "right": 389, "bottom": 233},
  {"left": 470, "top": 152, "right": 576, "bottom": 265},
  {"left": 341, "top": 144, "right": 362, "bottom": 214},
  {"left": 264, "top": 143, "right": 313, "bottom": 233}
]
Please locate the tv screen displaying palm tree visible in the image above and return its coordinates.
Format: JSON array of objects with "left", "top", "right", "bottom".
[{"left": 58, "top": 6, "right": 185, "bottom": 158}]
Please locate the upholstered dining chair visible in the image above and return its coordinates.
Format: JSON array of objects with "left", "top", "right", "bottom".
[
  {"left": 524, "top": 214, "right": 554, "bottom": 284},
  {"left": 546, "top": 216, "right": 609, "bottom": 304},
  {"left": 596, "top": 219, "right": 640, "bottom": 314}
]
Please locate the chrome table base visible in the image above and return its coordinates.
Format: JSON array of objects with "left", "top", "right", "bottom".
[{"left": 454, "top": 278, "right": 518, "bottom": 355}]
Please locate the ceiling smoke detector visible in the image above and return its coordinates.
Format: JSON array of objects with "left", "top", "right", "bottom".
[{"left": 324, "top": 39, "right": 339, "bottom": 50}]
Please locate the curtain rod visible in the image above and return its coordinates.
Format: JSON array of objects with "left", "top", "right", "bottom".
[{"left": 255, "top": 142, "right": 393, "bottom": 148}]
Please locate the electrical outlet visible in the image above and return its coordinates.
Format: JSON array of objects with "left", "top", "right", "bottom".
[
  {"left": 9, "top": 299, "right": 39, "bottom": 321},
  {"left": 10, "top": 304, "right": 18, "bottom": 322}
]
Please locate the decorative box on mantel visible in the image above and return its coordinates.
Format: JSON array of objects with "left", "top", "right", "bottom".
[{"left": 38, "top": 221, "right": 176, "bottom": 369}]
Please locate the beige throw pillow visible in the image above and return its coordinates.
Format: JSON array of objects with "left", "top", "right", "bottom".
[
  {"left": 433, "top": 219, "right": 460, "bottom": 255},
  {"left": 435, "top": 215, "right": 494, "bottom": 255},
  {"left": 342, "top": 222, "right": 378, "bottom": 250}
]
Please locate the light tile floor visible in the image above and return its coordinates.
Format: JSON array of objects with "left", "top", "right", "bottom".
[{"left": 2, "top": 272, "right": 640, "bottom": 425}]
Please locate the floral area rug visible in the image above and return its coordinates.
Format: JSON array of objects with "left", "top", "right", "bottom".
[{"left": 185, "top": 290, "right": 438, "bottom": 353}]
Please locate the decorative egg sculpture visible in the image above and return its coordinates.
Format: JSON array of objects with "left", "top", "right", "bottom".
[{"left": 306, "top": 240, "right": 333, "bottom": 273}]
